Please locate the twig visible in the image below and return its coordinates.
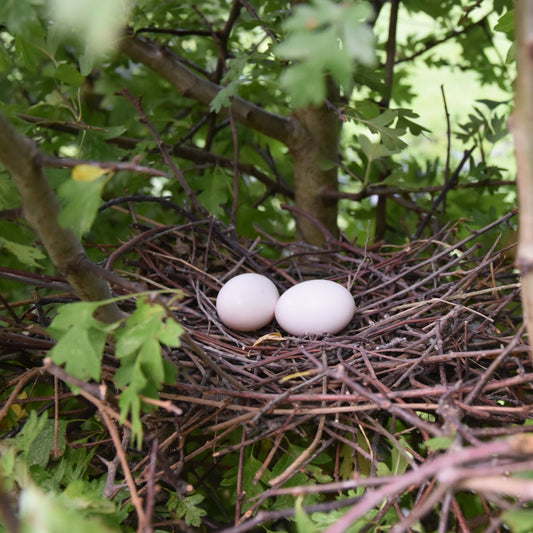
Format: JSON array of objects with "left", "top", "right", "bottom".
[
  {"left": 323, "top": 435, "right": 533, "bottom": 533},
  {"left": 414, "top": 146, "right": 476, "bottom": 238},
  {"left": 37, "top": 153, "right": 169, "bottom": 177},
  {"left": 117, "top": 88, "right": 206, "bottom": 214},
  {"left": 440, "top": 85, "right": 451, "bottom": 211},
  {"left": 143, "top": 439, "right": 158, "bottom": 533},
  {"left": 99, "top": 407, "right": 146, "bottom": 532},
  {"left": 463, "top": 323, "right": 526, "bottom": 405},
  {"left": 0, "top": 367, "right": 43, "bottom": 424}
]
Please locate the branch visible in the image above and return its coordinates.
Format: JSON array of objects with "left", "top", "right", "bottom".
[
  {"left": 0, "top": 111, "right": 122, "bottom": 323},
  {"left": 322, "top": 435, "right": 533, "bottom": 533},
  {"left": 414, "top": 146, "right": 476, "bottom": 239},
  {"left": 511, "top": 1, "right": 533, "bottom": 361},
  {"left": 117, "top": 88, "right": 206, "bottom": 214},
  {"left": 322, "top": 178, "right": 516, "bottom": 202},
  {"left": 395, "top": 13, "right": 490, "bottom": 65},
  {"left": 38, "top": 153, "right": 169, "bottom": 177},
  {"left": 117, "top": 30, "right": 294, "bottom": 145},
  {"left": 17, "top": 113, "right": 294, "bottom": 198}
]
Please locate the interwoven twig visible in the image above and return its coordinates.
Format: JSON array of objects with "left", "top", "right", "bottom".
[{"left": 1, "top": 206, "right": 529, "bottom": 531}]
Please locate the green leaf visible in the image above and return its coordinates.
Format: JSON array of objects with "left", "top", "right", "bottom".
[
  {"left": 17, "top": 411, "right": 48, "bottom": 465},
  {"left": 275, "top": 0, "right": 375, "bottom": 105},
  {"left": 198, "top": 171, "right": 231, "bottom": 218},
  {"left": 0, "top": 237, "right": 46, "bottom": 267},
  {"left": 295, "top": 496, "right": 318, "bottom": 533},
  {"left": 28, "top": 419, "right": 67, "bottom": 468},
  {"left": 358, "top": 134, "right": 395, "bottom": 162},
  {"left": 221, "top": 449, "right": 270, "bottom": 511},
  {"left": 55, "top": 63, "right": 85, "bottom": 86},
  {"left": 48, "top": 0, "right": 134, "bottom": 57},
  {"left": 389, "top": 438, "right": 411, "bottom": 476},
  {"left": 339, "top": 443, "right": 356, "bottom": 480},
  {"left": 494, "top": 10, "right": 514, "bottom": 37},
  {"left": 210, "top": 78, "right": 250, "bottom": 112},
  {"left": 502, "top": 509, "right": 533, "bottom": 533},
  {"left": 114, "top": 297, "right": 181, "bottom": 447},
  {"left": 280, "top": 62, "right": 326, "bottom": 106},
  {"left": 47, "top": 301, "right": 115, "bottom": 382},
  {"left": 57, "top": 177, "right": 105, "bottom": 239},
  {"left": 19, "top": 483, "right": 119, "bottom": 533},
  {"left": 118, "top": 381, "right": 143, "bottom": 445},
  {"left": 365, "top": 110, "right": 407, "bottom": 151},
  {"left": 340, "top": 7, "right": 375, "bottom": 64},
  {"left": 424, "top": 436, "right": 454, "bottom": 452},
  {"left": 170, "top": 493, "right": 207, "bottom": 528}
]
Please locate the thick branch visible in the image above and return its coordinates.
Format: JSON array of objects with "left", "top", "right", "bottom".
[
  {"left": 0, "top": 111, "right": 121, "bottom": 323},
  {"left": 118, "top": 30, "right": 294, "bottom": 145},
  {"left": 511, "top": 1, "right": 533, "bottom": 358}
]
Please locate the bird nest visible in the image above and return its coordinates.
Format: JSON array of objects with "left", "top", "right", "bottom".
[{"left": 2, "top": 205, "right": 533, "bottom": 532}]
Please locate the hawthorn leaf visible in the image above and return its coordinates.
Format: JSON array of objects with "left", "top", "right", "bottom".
[
  {"left": 0, "top": 238, "right": 45, "bottom": 267},
  {"left": 47, "top": 301, "right": 114, "bottom": 382},
  {"left": 57, "top": 178, "right": 105, "bottom": 238}
]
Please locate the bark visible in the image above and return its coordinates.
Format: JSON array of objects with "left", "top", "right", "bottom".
[
  {"left": 287, "top": 83, "right": 340, "bottom": 245},
  {"left": 118, "top": 31, "right": 339, "bottom": 246},
  {"left": 0, "top": 112, "right": 122, "bottom": 323},
  {"left": 119, "top": 31, "right": 294, "bottom": 145},
  {"left": 511, "top": 1, "right": 533, "bottom": 360}
]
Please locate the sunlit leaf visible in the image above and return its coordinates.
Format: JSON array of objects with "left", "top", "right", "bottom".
[{"left": 72, "top": 165, "right": 111, "bottom": 182}]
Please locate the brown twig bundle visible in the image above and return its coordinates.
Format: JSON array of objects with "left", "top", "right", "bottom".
[{"left": 2, "top": 207, "right": 531, "bottom": 532}]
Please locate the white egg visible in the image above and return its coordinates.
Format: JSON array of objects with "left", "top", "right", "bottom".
[
  {"left": 275, "top": 279, "right": 355, "bottom": 336},
  {"left": 216, "top": 273, "right": 279, "bottom": 331}
]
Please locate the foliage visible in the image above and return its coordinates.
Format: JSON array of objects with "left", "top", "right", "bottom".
[
  {"left": 275, "top": 0, "right": 376, "bottom": 105},
  {"left": 0, "top": 0, "right": 517, "bottom": 261},
  {"left": 0, "top": 0, "right": 522, "bottom": 531},
  {"left": 1, "top": 411, "right": 129, "bottom": 533},
  {"left": 47, "top": 295, "right": 182, "bottom": 446}
]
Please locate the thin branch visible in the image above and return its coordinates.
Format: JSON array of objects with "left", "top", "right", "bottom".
[
  {"left": 323, "top": 179, "right": 515, "bottom": 203},
  {"left": 414, "top": 146, "right": 476, "bottom": 239},
  {"left": 38, "top": 153, "right": 169, "bottom": 178},
  {"left": 322, "top": 436, "right": 533, "bottom": 533},
  {"left": 381, "top": 0, "right": 399, "bottom": 108},
  {"left": 17, "top": 113, "right": 294, "bottom": 198},
  {"left": 441, "top": 85, "right": 451, "bottom": 210},
  {"left": 117, "top": 89, "right": 206, "bottom": 214},
  {"left": 395, "top": 13, "right": 490, "bottom": 65},
  {"left": 135, "top": 26, "right": 213, "bottom": 37},
  {"left": 510, "top": 0, "right": 533, "bottom": 363}
]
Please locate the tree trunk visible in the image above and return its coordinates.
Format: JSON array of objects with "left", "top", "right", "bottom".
[
  {"left": 288, "top": 82, "right": 340, "bottom": 246},
  {"left": 511, "top": 0, "right": 533, "bottom": 360}
]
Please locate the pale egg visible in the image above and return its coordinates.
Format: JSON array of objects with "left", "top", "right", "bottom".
[
  {"left": 216, "top": 273, "right": 279, "bottom": 331},
  {"left": 275, "top": 279, "right": 355, "bottom": 336}
]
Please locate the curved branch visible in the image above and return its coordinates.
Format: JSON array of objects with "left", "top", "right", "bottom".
[
  {"left": 118, "top": 30, "right": 294, "bottom": 145},
  {"left": 0, "top": 111, "right": 122, "bottom": 323}
]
